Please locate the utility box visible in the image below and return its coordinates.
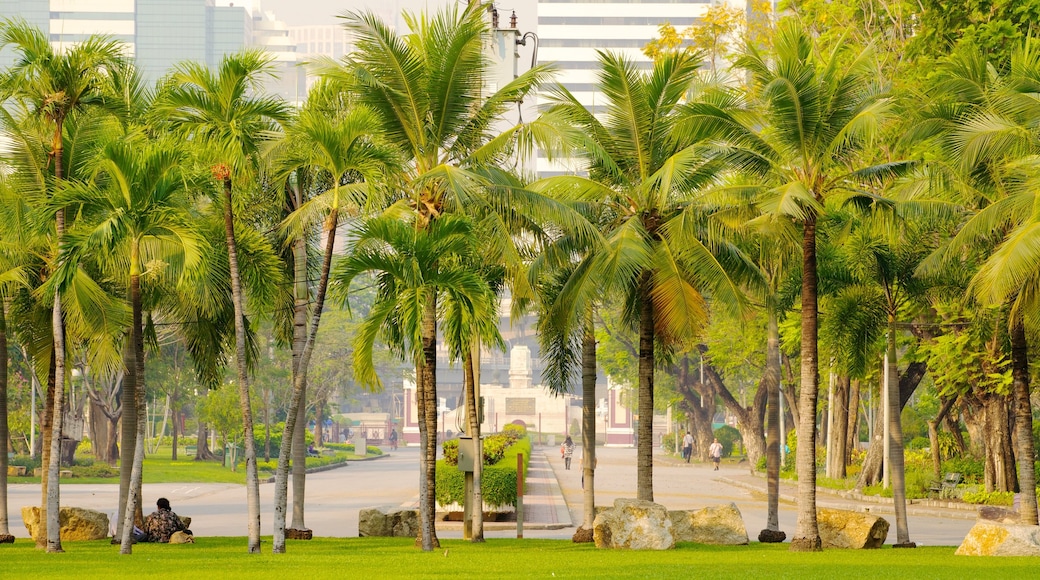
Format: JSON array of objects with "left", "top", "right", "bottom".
[{"left": 457, "top": 436, "right": 476, "bottom": 473}]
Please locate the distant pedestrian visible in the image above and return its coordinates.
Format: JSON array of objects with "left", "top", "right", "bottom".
[
  {"left": 682, "top": 431, "right": 694, "bottom": 463},
  {"left": 389, "top": 428, "right": 398, "bottom": 450},
  {"left": 562, "top": 436, "right": 575, "bottom": 470},
  {"left": 709, "top": 438, "right": 723, "bottom": 471}
]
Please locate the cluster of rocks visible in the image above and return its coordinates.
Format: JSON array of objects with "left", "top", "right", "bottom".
[{"left": 588, "top": 499, "right": 892, "bottom": 550}]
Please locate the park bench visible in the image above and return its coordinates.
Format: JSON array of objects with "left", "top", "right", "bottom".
[
  {"left": 185, "top": 445, "right": 196, "bottom": 456},
  {"left": 929, "top": 472, "right": 962, "bottom": 498}
]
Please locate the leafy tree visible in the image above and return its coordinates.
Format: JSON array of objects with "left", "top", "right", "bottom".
[
  {"left": 0, "top": 19, "right": 126, "bottom": 551},
  {"left": 157, "top": 50, "right": 289, "bottom": 553},
  {"left": 733, "top": 19, "right": 899, "bottom": 551},
  {"left": 532, "top": 48, "right": 747, "bottom": 502},
  {"left": 322, "top": 4, "right": 563, "bottom": 550},
  {"left": 54, "top": 133, "right": 203, "bottom": 552}
]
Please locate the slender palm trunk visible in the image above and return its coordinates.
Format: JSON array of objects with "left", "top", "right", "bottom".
[
  {"left": 636, "top": 273, "right": 654, "bottom": 502},
  {"left": 115, "top": 337, "right": 137, "bottom": 540},
  {"left": 846, "top": 379, "right": 861, "bottom": 460},
  {"left": 418, "top": 294, "right": 440, "bottom": 551},
  {"left": 581, "top": 314, "right": 597, "bottom": 531},
  {"left": 222, "top": 177, "right": 261, "bottom": 553},
  {"left": 46, "top": 198, "right": 67, "bottom": 553},
  {"left": 463, "top": 344, "right": 484, "bottom": 541},
  {"left": 120, "top": 270, "right": 147, "bottom": 554},
  {"left": 791, "top": 216, "right": 820, "bottom": 552},
  {"left": 0, "top": 300, "right": 10, "bottom": 539},
  {"left": 36, "top": 354, "right": 54, "bottom": 548},
  {"left": 274, "top": 209, "right": 338, "bottom": 552},
  {"left": 887, "top": 315, "right": 912, "bottom": 546},
  {"left": 1011, "top": 316, "right": 1038, "bottom": 525},
  {"left": 760, "top": 308, "right": 784, "bottom": 541},
  {"left": 830, "top": 375, "right": 850, "bottom": 478}
]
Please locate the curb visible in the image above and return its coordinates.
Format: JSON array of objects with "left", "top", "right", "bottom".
[
  {"left": 263, "top": 454, "right": 388, "bottom": 483},
  {"left": 535, "top": 450, "right": 573, "bottom": 529},
  {"left": 718, "top": 476, "right": 979, "bottom": 521}
]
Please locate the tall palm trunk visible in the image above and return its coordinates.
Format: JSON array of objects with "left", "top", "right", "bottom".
[
  {"left": 274, "top": 209, "right": 339, "bottom": 552},
  {"left": 846, "top": 379, "right": 861, "bottom": 460},
  {"left": 887, "top": 315, "right": 912, "bottom": 546},
  {"left": 463, "top": 344, "right": 484, "bottom": 541},
  {"left": 759, "top": 308, "right": 784, "bottom": 542},
  {"left": 1011, "top": 316, "right": 1038, "bottom": 525},
  {"left": 0, "top": 300, "right": 10, "bottom": 539},
  {"left": 115, "top": 337, "right": 137, "bottom": 540},
  {"left": 46, "top": 201, "right": 67, "bottom": 553},
  {"left": 36, "top": 353, "right": 54, "bottom": 548},
  {"left": 636, "top": 274, "right": 654, "bottom": 502},
  {"left": 120, "top": 267, "right": 147, "bottom": 554},
  {"left": 791, "top": 215, "right": 820, "bottom": 552},
  {"left": 830, "top": 375, "right": 850, "bottom": 478},
  {"left": 581, "top": 313, "right": 597, "bottom": 531},
  {"left": 40, "top": 128, "right": 66, "bottom": 551},
  {"left": 417, "top": 293, "right": 440, "bottom": 551},
  {"left": 222, "top": 177, "right": 261, "bottom": 553}
]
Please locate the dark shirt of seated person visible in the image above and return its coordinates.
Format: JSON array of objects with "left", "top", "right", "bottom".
[{"left": 143, "top": 497, "right": 191, "bottom": 543}]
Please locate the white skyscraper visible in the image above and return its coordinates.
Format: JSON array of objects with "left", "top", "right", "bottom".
[{"left": 535, "top": 0, "right": 741, "bottom": 175}]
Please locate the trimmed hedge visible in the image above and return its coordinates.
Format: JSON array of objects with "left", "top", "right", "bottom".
[
  {"left": 436, "top": 436, "right": 531, "bottom": 510},
  {"left": 325, "top": 442, "right": 384, "bottom": 456}
]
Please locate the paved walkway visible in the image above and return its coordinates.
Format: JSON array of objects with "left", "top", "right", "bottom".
[{"left": 3, "top": 444, "right": 981, "bottom": 544}]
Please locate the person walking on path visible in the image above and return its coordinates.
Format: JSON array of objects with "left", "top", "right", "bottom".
[
  {"left": 682, "top": 431, "right": 694, "bottom": 463},
  {"left": 562, "top": 436, "right": 575, "bottom": 470},
  {"left": 709, "top": 438, "right": 723, "bottom": 471},
  {"left": 389, "top": 428, "right": 398, "bottom": 451}
]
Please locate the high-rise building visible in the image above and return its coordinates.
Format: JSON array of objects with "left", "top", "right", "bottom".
[
  {"left": 0, "top": 0, "right": 302, "bottom": 99},
  {"left": 534, "top": 0, "right": 730, "bottom": 175}
]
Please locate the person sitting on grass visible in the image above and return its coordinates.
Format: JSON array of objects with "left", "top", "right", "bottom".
[{"left": 143, "top": 497, "right": 192, "bottom": 543}]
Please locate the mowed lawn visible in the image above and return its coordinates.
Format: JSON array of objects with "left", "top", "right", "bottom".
[{"left": 3, "top": 538, "right": 1038, "bottom": 579}]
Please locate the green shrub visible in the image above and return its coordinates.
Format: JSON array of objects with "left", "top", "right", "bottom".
[
  {"left": 71, "top": 463, "right": 118, "bottom": 478},
  {"left": 8, "top": 455, "right": 40, "bottom": 470},
  {"left": 442, "top": 439, "right": 459, "bottom": 466},
  {"left": 323, "top": 443, "right": 382, "bottom": 456},
  {"left": 662, "top": 432, "right": 677, "bottom": 454},
  {"left": 962, "top": 490, "right": 1014, "bottom": 506},
  {"left": 942, "top": 456, "right": 984, "bottom": 484},
  {"left": 252, "top": 422, "right": 314, "bottom": 457},
  {"left": 436, "top": 436, "right": 531, "bottom": 509},
  {"left": 713, "top": 425, "right": 740, "bottom": 458},
  {"left": 908, "top": 436, "right": 930, "bottom": 450},
  {"left": 503, "top": 423, "right": 526, "bottom": 440}
]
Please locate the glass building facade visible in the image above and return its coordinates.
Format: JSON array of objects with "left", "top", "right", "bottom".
[{"left": 0, "top": 0, "right": 268, "bottom": 85}]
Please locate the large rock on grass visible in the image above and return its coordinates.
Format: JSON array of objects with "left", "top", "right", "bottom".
[
  {"left": 21, "top": 506, "right": 109, "bottom": 541},
  {"left": 817, "top": 508, "right": 888, "bottom": 549},
  {"left": 669, "top": 503, "right": 748, "bottom": 545},
  {"left": 358, "top": 506, "right": 419, "bottom": 537},
  {"left": 593, "top": 498, "right": 674, "bottom": 550},
  {"left": 956, "top": 521, "right": 1040, "bottom": 556}
]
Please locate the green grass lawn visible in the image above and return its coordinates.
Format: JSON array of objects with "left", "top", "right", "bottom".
[
  {"left": 1, "top": 537, "right": 1037, "bottom": 579},
  {"left": 7, "top": 447, "right": 371, "bottom": 485}
]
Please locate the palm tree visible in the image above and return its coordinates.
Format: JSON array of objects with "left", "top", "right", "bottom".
[
  {"left": 531, "top": 49, "right": 747, "bottom": 501},
  {"left": 914, "top": 45, "right": 1040, "bottom": 525},
  {"left": 324, "top": 4, "right": 573, "bottom": 550},
  {"left": 734, "top": 20, "right": 897, "bottom": 550},
  {"left": 157, "top": 50, "right": 289, "bottom": 553},
  {"left": 0, "top": 20, "right": 125, "bottom": 551},
  {"left": 331, "top": 212, "right": 497, "bottom": 550},
  {"left": 53, "top": 134, "right": 203, "bottom": 553},
  {"left": 267, "top": 89, "right": 393, "bottom": 552}
]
